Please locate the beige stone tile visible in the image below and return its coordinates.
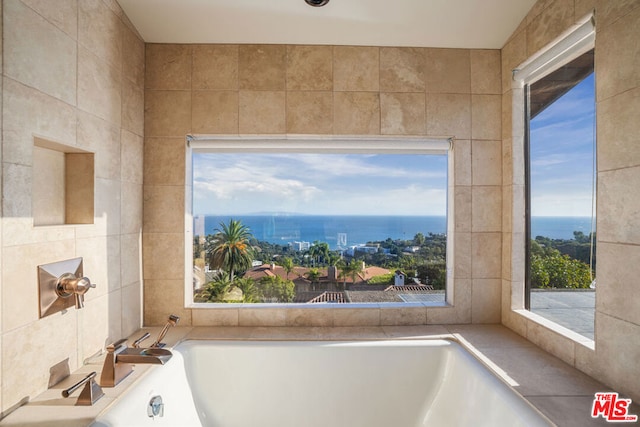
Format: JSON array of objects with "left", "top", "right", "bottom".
[
  {"left": 526, "top": 320, "right": 577, "bottom": 366},
  {"left": 2, "top": 310, "right": 78, "bottom": 411},
  {"left": 471, "top": 279, "right": 501, "bottom": 323},
  {"left": 501, "top": 30, "right": 527, "bottom": 94},
  {"left": 595, "top": 313, "right": 640, "bottom": 402},
  {"left": 426, "top": 93, "right": 471, "bottom": 139},
  {"left": 598, "top": 167, "right": 640, "bottom": 245},
  {"left": 80, "top": 291, "right": 114, "bottom": 356},
  {"left": 380, "top": 47, "right": 425, "bottom": 92},
  {"left": 2, "top": 78, "right": 76, "bottom": 165},
  {"left": 120, "top": 182, "right": 142, "bottom": 235},
  {"left": 472, "top": 232, "right": 502, "bottom": 278},
  {"left": 121, "top": 78, "right": 144, "bottom": 136},
  {"left": 454, "top": 232, "right": 472, "bottom": 279},
  {"left": 333, "top": 307, "right": 380, "bottom": 326},
  {"left": 193, "top": 44, "right": 238, "bottom": 90},
  {"left": 192, "top": 308, "right": 240, "bottom": 327},
  {"left": 526, "top": 395, "right": 618, "bottom": 427},
  {"left": 120, "top": 233, "right": 142, "bottom": 287},
  {"left": 286, "top": 91, "right": 333, "bottom": 134},
  {"left": 78, "top": 48, "right": 122, "bottom": 126},
  {"left": 453, "top": 139, "right": 471, "bottom": 186},
  {"left": 2, "top": 163, "right": 32, "bottom": 218},
  {"left": 143, "top": 279, "right": 192, "bottom": 326},
  {"left": 76, "top": 110, "right": 120, "bottom": 180},
  {"left": 454, "top": 186, "right": 472, "bottom": 232},
  {"left": 446, "top": 324, "right": 532, "bottom": 348},
  {"left": 78, "top": 0, "right": 122, "bottom": 70},
  {"left": 472, "top": 140, "right": 502, "bottom": 185},
  {"left": 76, "top": 235, "right": 121, "bottom": 298},
  {"left": 527, "top": 0, "right": 575, "bottom": 55},
  {"left": 575, "top": 0, "right": 597, "bottom": 21},
  {"left": 21, "top": 0, "right": 77, "bottom": 39},
  {"left": 596, "top": 6, "right": 640, "bottom": 101},
  {"left": 144, "top": 137, "right": 186, "bottom": 185},
  {"left": 596, "top": 242, "right": 640, "bottom": 326},
  {"left": 381, "top": 325, "right": 450, "bottom": 338},
  {"left": 472, "top": 186, "right": 502, "bottom": 232},
  {"left": 122, "top": 24, "right": 145, "bottom": 88},
  {"left": 502, "top": 186, "right": 513, "bottom": 235},
  {"left": 479, "top": 345, "right": 601, "bottom": 396},
  {"left": 121, "top": 282, "right": 142, "bottom": 338},
  {"left": 239, "top": 91, "right": 286, "bottom": 134},
  {"left": 143, "top": 185, "right": 185, "bottom": 233},
  {"left": 471, "top": 94, "right": 501, "bottom": 140},
  {"left": 32, "top": 147, "right": 65, "bottom": 226},
  {"left": 2, "top": 239, "right": 76, "bottom": 332},
  {"left": 142, "top": 233, "right": 184, "bottom": 280},
  {"left": 502, "top": 138, "right": 514, "bottom": 187},
  {"left": 145, "top": 44, "right": 191, "bottom": 90},
  {"left": 502, "top": 91, "right": 513, "bottom": 141},
  {"left": 144, "top": 90, "right": 192, "bottom": 137},
  {"left": 71, "top": 177, "right": 119, "bottom": 239},
  {"left": 238, "top": 308, "right": 287, "bottom": 327},
  {"left": 4, "top": 0, "right": 77, "bottom": 105},
  {"left": 286, "top": 45, "right": 333, "bottom": 91},
  {"left": 192, "top": 91, "right": 239, "bottom": 134},
  {"left": 333, "top": 92, "right": 380, "bottom": 134},
  {"left": 595, "top": 0, "right": 640, "bottom": 29},
  {"left": 425, "top": 48, "right": 470, "bottom": 94},
  {"left": 121, "top": 130, "right": 143, "bottom": 184},
  {"left": 333, "top": 46, "right": 379, "bottom": 92},
  {"left": 285, "top": 307, "right": 334, "bottom": 327},
  {"left": 380, "top": 306, "right": 427, "bottom": 326},
  {"left": 380, "top": 92, "right": 426, "bottom": 135},
  {"left": 2, "top": 217, "right": 76, "bottom": 248},
  {"left": 428, "top": 291, "right": 471, "bottom": 323},
  {"left": 470, "top": 50, "right": 501, "bottom": 95},
  {"left": 598, "top": 88, "right": 640, "bottom": 171},
  {"left": 238, "top": 45, "right": 286, "bottom": 91}
]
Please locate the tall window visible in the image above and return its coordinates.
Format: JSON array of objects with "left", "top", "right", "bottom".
[
  {"left": 188, "top": 138, "right": 451, "bottom": 306},
  {"left": 525, "top": 49, "right": 596, "bottom": 340}
]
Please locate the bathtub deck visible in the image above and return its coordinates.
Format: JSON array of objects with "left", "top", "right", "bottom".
[{"left": 1, "top": 324, "right": 637, "bottom": 426}]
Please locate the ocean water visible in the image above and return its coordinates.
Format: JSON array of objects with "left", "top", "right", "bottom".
[{"left": 198, "top": 215, "right": 594, "bottom": 248}]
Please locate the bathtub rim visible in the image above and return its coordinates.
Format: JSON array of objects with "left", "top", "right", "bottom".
[{"left": 91, "top": 334, "right": 554, "bottom": 427}]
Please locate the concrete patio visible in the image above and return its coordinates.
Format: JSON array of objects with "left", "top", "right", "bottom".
[{"left": 530, "top": 289, "right": 596, "bottom": 340}]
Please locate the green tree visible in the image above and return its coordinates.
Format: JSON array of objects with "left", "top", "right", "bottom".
[
  {"left": 305, "top": 268, "right": 321, "bottom": 290},
  {"left": 530, "top": 248, "right": 592, "bottom": 289},
  {"left": 210, "top": 219, "right": 254, "bottom": 281},
  {"left": 308, "top": 241, "right": 330, "bottom": 266},
  {"left": 278, "top": 257, "right": 294, "bottom": 279},
  {"left": 260, "top": 276, "right": 295, "bottom": 303},
  {"left": 413, "top": 232, "right": 425, "bottom": 246}
]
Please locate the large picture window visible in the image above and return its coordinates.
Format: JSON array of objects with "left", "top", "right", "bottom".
[
  {"left": 524, "top": 49, "right": 596, "bottom": 339},
  {"left": 187, "top": 137, "right": 451, "bottom": 306}
]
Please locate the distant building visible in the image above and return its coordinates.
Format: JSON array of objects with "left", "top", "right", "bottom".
[
  {"left": 290, "top": 241, "right": 311, "bottom": 251},
  {"left": 394, "top": 270, "right": 406, "bottom": 286},
  {"left": 194, "top": 214, "right": 206, "bottom": 241}
]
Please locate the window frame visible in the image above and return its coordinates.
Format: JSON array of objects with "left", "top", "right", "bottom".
[
  {"left": 510, "top": 13, "right": 596, "bottom": 337},
  {"left": 184, "top": 134, "right": 455, "bottom": 308}
]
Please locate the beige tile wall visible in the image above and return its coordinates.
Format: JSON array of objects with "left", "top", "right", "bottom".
[
  {"left": 501, "top": 0, "right": 640, "bottom": 402},
  {"left": 0, "top": 0, "right": 144, "bottom": 416},
  {"left": 143, "top": 44, "right": 503, "bottom": 326}
]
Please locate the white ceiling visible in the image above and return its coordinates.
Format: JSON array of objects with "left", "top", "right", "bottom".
[{"left": 116, "top": 0, "right": 536, "bottom": 49}]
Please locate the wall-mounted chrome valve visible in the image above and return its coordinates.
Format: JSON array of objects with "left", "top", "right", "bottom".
[{"left": 56, "top": 273, "right": 96, "bottom": 309}]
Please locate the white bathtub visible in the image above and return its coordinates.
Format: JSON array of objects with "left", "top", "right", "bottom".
[{"left": 91, "top": 339, "right": 552, "bottom": 427}]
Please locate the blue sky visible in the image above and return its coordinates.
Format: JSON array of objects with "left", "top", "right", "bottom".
[
  {"left": 193, "top": 153, "right": 448, "bottom": 216},
  {"left": 529, "top": 72, "right": 596, "bottom": 217}
]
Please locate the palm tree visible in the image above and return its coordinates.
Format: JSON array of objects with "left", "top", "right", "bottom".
[
  {"left": 305, "top": 267, "right": 320, "bottom": 290},
  {"left": 309, "top": 241, "right": 330, "bottom": 266},
  {"left": 278, "top": 257, "right": 294, "bottom": 280},
  {"left": 210, "top": 219, "right": 254, "bottom": 281}
]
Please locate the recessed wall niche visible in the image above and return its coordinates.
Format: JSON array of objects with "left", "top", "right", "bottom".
[{"left": 33, "top": 137, "right": 95, "bottom": 226}]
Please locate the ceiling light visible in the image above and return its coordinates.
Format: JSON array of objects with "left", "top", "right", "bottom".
[{"left": 305, "top": 0, "right": 330, "bottom": 7}]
